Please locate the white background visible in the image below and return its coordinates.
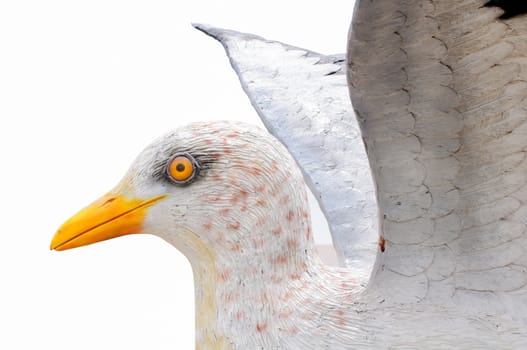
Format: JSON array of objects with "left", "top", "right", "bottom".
[{"left": 0, "top": 1, "right": 355, "bottom": 348}]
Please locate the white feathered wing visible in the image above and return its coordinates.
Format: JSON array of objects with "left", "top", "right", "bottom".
[{"left": 349, "top": 0, "right": 527, "bottom": 313}]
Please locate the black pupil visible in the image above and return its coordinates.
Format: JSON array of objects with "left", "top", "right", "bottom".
[{"left": 176, "top": 163, "right": 186, "bottom": 172}]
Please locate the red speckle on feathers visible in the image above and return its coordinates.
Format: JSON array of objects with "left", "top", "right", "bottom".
[
  {"left": 229, "top": 242, "right": 241, "bottom": 252},
  {"left": 287, "top": 238, "right": 299, "bottom": 250},
  {"left": 227, "top": 131, "right": 241, "bottom": 138},
  {"left": 210, "top": 152, "right": 221, "bottom": 161},
  {"left": 218, "top": 269, "right": 231, "bottom": 281},
  {"left": 230, "top": 190, "right": 248, "bottom": 205},
  {"left": 256, "top": 322, "right": 267, "bottom": 333},
  {"left": 252, "top": 238, "right": 265, "bottom": 248},
  {"left": 290, "top": 273, "right": 301, "bottom": 280},
  {"left": 248, "top": 167, "right": 263, "bottom": 176},
  {"left": 256, "top": 216, "right": 267, "bottom": 226},
  {"left": 273, "top": 255, "right": 289, "bottom": 265},
  {"left": 280, "top": 195, "right": 290, "bottom": 205},
  {"left": 272, "top": 227, "right": 282, "bottom": 236},
  {"left": 227, "top": 221, "right": 240, "bottom": 231}
]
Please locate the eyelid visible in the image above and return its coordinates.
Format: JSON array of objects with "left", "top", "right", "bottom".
[{"left": 166, "top": 153, "right": 200, "bottom": 185}]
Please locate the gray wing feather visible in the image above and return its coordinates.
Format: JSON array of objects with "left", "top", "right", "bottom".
[
  {"left": 348, "top": 0, "right": 527, "bottom": 314},
  {"left": 194, "top": 23, "right": 378, "bottom": 276}
]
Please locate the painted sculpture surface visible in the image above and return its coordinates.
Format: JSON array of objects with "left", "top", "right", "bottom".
[{"left": 51, "top": 1, "right": 527, "bottom": 348}]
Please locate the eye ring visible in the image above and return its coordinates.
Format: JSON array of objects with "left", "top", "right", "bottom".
[{"left": 166, "top": 153, "right": 200, "bottom": 185}]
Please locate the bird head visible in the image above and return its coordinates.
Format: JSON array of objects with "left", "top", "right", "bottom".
[{"left": 50, "top": 121, "right": 311, "bottom": 264}]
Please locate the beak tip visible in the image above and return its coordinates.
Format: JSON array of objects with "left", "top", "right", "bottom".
[{"left": 50, "top": 232, "right": 62, "bottom": 251}]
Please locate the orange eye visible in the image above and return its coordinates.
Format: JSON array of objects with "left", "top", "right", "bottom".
[{"left": 167, "top": 153, "right": 199, "bottom": 185}]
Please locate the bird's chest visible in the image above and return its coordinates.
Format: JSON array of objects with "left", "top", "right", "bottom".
[
  {"left": 197, "top": 286, "right": 355, "bottom": 349},
  {"left": 195, "top": 276, "right": 314, "bottom": 349}
]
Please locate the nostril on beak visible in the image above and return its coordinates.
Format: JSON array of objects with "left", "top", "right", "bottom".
[{"left": 101, "top": 197, "right": 117, "bottom": 207}]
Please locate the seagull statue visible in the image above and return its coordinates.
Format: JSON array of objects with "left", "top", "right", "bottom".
[{"left": 51, "top": 1, "right": 527, "bottom": 348}]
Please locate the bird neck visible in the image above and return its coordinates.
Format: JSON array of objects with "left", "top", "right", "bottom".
[
  {"left": 183, "top": 189, "right": 318, "bottom": 348},
  {"left": 188, "top": 235, "right": 364, "bottom": 349},
  {"left": 191, "top": 230, "right": 319, "bottom": 349}
]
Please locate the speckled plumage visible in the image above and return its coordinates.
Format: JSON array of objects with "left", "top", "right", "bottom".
[
  {"left": 115, "top": 120, "right": 526, "bottom": 349},
  {"left": 54, "top": 0, "right": 527, "bottom": 348}
]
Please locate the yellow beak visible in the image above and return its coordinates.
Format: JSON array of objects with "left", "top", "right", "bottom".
[{"left": 50, "top": 193, "right": 167, "bottom": 251}]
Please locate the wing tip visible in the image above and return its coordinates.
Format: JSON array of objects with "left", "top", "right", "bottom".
[
  {"left": 192, "top": 22, "right": 265, "bottom": 45},
  {"left": 192, "top": 22, "right": 338, "bottom": 66},
  {"left": 191, "top": 22, "right": 222, "bottom": 39},
  {"left": 483, "top": 0, "right": 527, "bottom": 19}
]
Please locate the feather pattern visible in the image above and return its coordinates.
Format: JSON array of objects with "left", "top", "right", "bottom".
[
  {"left": 348, "top": 0, "right": 527, "bottom": 313},
  {"left": 51, "top": 2, "right": 527, "bottom": 347},
  {"left": 193, "top": 24, "right": 378, "bottom": 277}
]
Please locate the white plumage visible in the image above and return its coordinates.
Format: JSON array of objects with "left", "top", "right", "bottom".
[{"left": 52, "top": 1, "right": 527, "bottom": 348}]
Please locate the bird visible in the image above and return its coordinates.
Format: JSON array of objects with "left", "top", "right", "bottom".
[{"left": 51, "top": 1, "right": 527, "bottom": 348}]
